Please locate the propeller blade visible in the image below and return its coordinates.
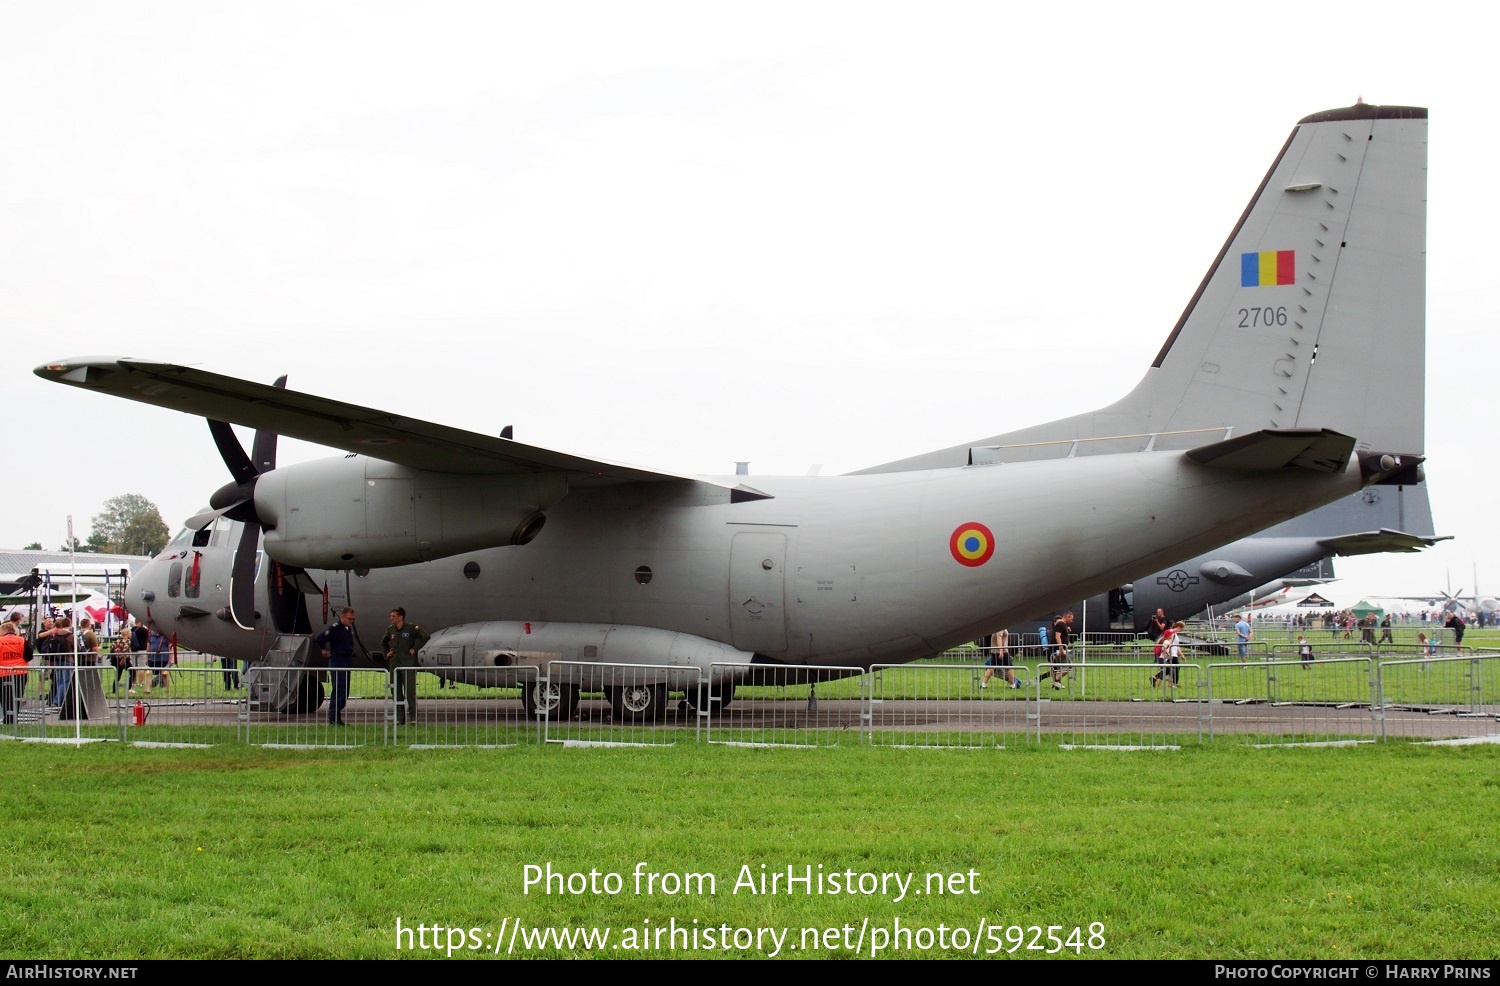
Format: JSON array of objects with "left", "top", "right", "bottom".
[
  {"left": 229, "top": 521, "right": 260, "bottom": 629},
  {"left": 207, "top": 419, "right": 257, "bottom": 486},
  {"left": 211, "top": 374, "right": 284, "bottom": 628},
  {"left": 249, "top": 375, "right": 286, "bottom": 473}
]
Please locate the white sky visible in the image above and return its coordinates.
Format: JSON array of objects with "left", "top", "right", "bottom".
[{"left": 2, "top": 2, "right": 1494, "bottom": 608}]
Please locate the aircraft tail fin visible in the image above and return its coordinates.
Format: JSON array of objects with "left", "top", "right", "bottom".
[{"left": 856, "top": 102, "right": 1427, "bottom": 473}]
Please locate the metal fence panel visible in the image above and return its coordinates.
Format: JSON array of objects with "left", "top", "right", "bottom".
[
  {"left": 388, "top": 669, "right": 540, "bottom": 748},
  {"left": 4, "top": 663, "right": 123, "bottom": 744},
  {"left": 1206, "top": 658, "right": 1376, "bottom": 745},
  {"left": 113, "top": 666, "right": 246, "bottom": 747},
  {"left": 705, "top": 663, "right": 865, "bottom": 748},
  {"left": 866, "top": 663, "right": 1031, "bottom": 748},
  {"left": 541, "top": 662, "right": 700, "bottom": 747},
  {"left": 239, "top": 666, "right": 391, "bottom": 748},
  {"left": 1032, "top": 661, "right": 1202, "bottom": 748},
  {"left": 1, "top": 666, "right": 119, "bottom": 745},
  {"left": 1376, "top": 654, "right": 1500, "bottom": 743}
]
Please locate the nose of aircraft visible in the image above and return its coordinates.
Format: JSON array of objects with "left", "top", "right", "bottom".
[{"left": 125, "top": 551, "right": 171, "bottom": 624}]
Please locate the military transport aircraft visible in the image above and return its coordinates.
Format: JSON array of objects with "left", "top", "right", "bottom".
[{"left": 36, "top": 102, "right": 1429, "bottom": 720}]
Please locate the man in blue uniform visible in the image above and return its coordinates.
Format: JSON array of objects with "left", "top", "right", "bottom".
[{"left": 315, "top": 607, "right": 359, "bottom": 725}]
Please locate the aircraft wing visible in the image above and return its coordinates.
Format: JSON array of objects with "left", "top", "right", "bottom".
[
  {"left": 1317, "top": 530, "right": 1452, "bottom": 556},
  {"left": 36, "top": 357, "right": 757, "bottom": 492}
]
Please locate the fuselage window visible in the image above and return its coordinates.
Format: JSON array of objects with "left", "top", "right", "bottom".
[{"left": 168, "top": 562, "right": 182, "bottom": 598}]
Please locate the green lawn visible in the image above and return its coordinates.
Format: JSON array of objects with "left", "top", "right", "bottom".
[{"left": 1, "top": 741, "right": 1496, "bottom": 959}]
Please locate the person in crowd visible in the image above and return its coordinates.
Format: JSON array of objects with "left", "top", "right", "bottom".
[
  {"left": 980, "top": 626, "right": 1019, "bottom": 690},
  {"left": 1234, "top": 613, "right": 1253, "bottom": 663},
  {"left": 145, "top": 627, "right": 172, "bottom": 693},
  {"left": 0, "top": 622, "right": 32, "bottom": 725},
  {"left": 1045, "top": 611, "right": 1075, "bottom": 690}
]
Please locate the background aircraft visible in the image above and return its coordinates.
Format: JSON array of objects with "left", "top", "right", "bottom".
[
  {"left": 1075, "top": 482, "right": 1446, "bottom": 631},
  {"left": 1370, "top": 575, "right": 1497, "bottom": 616},
  {"left": 37, "top": 102, "right": 1429, "bottom": 719}
]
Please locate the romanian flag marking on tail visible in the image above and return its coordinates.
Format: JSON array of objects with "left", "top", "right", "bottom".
[{"left": 1240, "top": 250, "right": 1295, "bottom": 287}]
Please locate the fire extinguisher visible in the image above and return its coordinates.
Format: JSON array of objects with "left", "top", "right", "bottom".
[{"left": 131, "top": 701, "right": 149, "bottom": 726}]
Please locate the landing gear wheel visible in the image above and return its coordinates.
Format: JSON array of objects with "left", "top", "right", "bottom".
[
  {"left": 610, "top": 683, "right": 667, "bottom": 722},
  {"left": 524, "top": 681, "right": 579, "bottom": 721}
]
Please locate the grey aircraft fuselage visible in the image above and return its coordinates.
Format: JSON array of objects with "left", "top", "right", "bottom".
[{"left": 136, "top": 449, "right": 1365, "bottom": 671}]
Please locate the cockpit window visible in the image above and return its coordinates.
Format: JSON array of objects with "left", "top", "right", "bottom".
[
  {"left": 168, "top": 527, "right": 194, "bottom": 548},
  {"left": 185, "top": 552, "right": 201, "bottom": 598},
  {"left": 168, "top": 562, "right": 182, "bottom": 598}
]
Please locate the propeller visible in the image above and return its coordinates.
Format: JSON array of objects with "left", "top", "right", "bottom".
[{"left": 187, "top": 375, "right": 286, "bottom": 629}]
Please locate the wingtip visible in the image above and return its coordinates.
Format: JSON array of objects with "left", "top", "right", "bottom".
[
  {"left": 35, "top": 357, "right": 120, "bottom": 385},
  {"left": 35, "top": 355, "right": 139, "bottom": 379}
]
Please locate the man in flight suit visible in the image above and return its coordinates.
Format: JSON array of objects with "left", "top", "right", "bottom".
[{"left": 382, "top": 608, "right": 430, "bottom": 725}]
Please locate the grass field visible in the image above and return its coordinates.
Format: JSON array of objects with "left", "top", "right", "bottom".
[{"left": 1, "top": 740, "right": 1497, "bottom": 959}]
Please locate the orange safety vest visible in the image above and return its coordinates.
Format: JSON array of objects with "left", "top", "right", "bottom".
[{"left": 0, "top": 635, "right": 28, "bottom": 677}]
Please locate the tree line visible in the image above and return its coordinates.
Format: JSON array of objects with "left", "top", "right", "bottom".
[{"left": 20, "top": 493, "right": 171, "bottom": 556}]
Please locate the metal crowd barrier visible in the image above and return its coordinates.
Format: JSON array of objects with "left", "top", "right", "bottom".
[
  {"left": 865, "top": 663, "right": 1031, "bottom": 749},
  {"left": 388, "top": 668, "right": 538, "bottom": 749},
  {"left": 1206, "top": 657, "right": 1377, "bottom": 745},
  {"left": 239, "top": 666, "right": 392, "bottom": 748},
  {"left": 540, "top": 662, "right": 698, "bottom": 747},
  {"left": 1376, "top": 654, "right": 1500, "bottom": 743},
  {"left": 704, "top": 663, "right": 864, "bottom": 748},
  {"left": 116, "top": 666, "right": 244, "bottom": 747},
  {"left": 1032, "top": 661, "right": 1203, "bottom": 749},
  {"left": 6, "top": 651, "right": 1499, "bottom": 750},
  {"left": 1, "top": 665, "right": 117, "bottom": 745}
]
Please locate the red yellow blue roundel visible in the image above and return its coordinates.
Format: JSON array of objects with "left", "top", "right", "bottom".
[{"left": 949, "top": 522, "right": 995, "bottom": 567}]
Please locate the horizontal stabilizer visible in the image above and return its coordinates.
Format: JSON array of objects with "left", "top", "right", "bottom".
[
  {"left": 1317, "top": 530, "right": 1452, "bottom": 556},
  {"left": 1185, "top": 428, "right": 1354, "bottom": 473}
]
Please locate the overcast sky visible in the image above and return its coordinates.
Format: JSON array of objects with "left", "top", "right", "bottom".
[{"left": 2, "top": 2, "right": 1494, "bottom": 609}]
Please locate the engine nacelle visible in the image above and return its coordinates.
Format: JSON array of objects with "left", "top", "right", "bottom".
[
  {"left": 422, "top": 621, "right": 755, "bottom": 688},
  {"left": 254, "top": 457, "right": 566, "bottom": 568}
]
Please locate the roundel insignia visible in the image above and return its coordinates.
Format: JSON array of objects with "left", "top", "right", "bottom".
[{"left": 949, "top": 522, "right": 995, "bottom": 567}]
